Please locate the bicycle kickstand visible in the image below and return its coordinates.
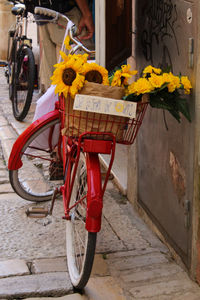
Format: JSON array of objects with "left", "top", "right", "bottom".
[{"left": 26, "top": 188, "right": 61, "bottom": 218}]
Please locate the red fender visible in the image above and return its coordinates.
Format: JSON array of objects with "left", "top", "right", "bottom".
[
  {"left": 8, "top": 110, "right": 60, "bottom": 170},
  {"left": 85, "top": 153, "right": 103, "bottom": 233}
]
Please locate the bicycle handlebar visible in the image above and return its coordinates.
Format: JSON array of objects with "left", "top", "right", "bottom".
[{"left": 34, "top": 6, "right": 95, "bottom": 56}]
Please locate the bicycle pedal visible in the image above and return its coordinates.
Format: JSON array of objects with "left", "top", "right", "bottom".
[{"left": 26, "top": 206, "right": 49, "bottom": 218}]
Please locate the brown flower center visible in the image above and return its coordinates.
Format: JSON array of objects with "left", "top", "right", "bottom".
[
  {"left": 85, "top": 70, "right": 103, "bottom": 84},
  {"left": 62, "top": 68, "right": 76, "bottom": 85}
]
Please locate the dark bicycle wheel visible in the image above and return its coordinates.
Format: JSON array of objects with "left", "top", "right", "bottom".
[
  {"left": 12, "top": 46, "right": 35, "bottom": 121},
  {"left": 9, "top": 118, "right": 63, "bottom": 202},
  {"left": 66, "top": 152, "right": 97, "bottom": 290},
  {"left": 8, "top": 38, "right": 17, "bottom": 100}
]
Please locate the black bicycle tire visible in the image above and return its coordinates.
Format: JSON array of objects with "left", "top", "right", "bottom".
[
  {"left": 12, "top": 46, "right": 35, "bottom": 121},
  {"left": 8, "top": 38, "right": 17, "bottom": 100},
  {"left": 9, "top": 117, "right": 61, "bottom": 202},
  {"left": 66, "top": 152, "right": 97, "bottom": 290}
]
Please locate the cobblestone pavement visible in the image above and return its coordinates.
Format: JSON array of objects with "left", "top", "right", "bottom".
[{"left": 0, "top": 68, "right": 200, "bottom": 299}]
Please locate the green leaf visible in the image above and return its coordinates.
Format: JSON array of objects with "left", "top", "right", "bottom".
[
  {"left": 176, "top": 98, "right": 191, "bottom": 122},
  {"left": 167, "top": 109, "right": 181, "bottom": 123}
]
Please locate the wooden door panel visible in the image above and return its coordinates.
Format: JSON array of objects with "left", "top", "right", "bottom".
[
  {"left": 105, "top": 0, "right": 132, "bottom": 71},
  {"left": 135, "top": 0, "right": 195, "bottom": 266}
]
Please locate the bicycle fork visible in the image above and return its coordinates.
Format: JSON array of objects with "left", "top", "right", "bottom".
[{"left": 62, "top": 136, "right": 116, "bottom": 233}]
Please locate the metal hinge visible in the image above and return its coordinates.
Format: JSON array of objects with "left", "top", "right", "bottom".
[{"left": 184, "top": 199, "right": 190, "bottom": 229}]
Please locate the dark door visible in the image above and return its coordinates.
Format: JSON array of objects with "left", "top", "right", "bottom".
[
  {"left": 105, "top": 0, "right": 132, "bottom": 71},
  {"left": 135, "top": 0, "right": 196, "bottom": 266}
]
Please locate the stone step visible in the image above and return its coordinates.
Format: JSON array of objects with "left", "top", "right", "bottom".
[{"left": 0, "top": 272, "right": 73, "bottom": 299}]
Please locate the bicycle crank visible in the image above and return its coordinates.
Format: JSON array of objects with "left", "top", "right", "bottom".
[{"left": 26, "top": 188, "right": 62, "bottom": 218}]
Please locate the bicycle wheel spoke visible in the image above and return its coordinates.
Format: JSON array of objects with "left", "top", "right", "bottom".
[
  {"left": 66, "top": 152, "right": 97, "bottom": 289},
  {"left": 9, "top": 118, "right": 62, "bottom": 201}
]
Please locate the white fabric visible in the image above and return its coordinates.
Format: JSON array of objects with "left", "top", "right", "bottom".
[{"left": 32, "top": 85, "right": 58, "bottom": 122}]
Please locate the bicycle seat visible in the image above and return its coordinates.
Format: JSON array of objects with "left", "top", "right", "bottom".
[{"left": 11, "top": 4, "right": 25, "bottom": 16}]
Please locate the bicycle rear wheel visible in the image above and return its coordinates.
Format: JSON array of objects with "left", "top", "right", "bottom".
[
  {"left": 12, "top": 46, "right": 35, "bottom": 121},
  {"left": 8, "top": 38, "right": 17, "bottom": 100},
  {"left": 66, "top": 152, "right": 97, "bottom": 290},
  {"left": 9, "top": 118, "right": 62, "bottom": 202}
]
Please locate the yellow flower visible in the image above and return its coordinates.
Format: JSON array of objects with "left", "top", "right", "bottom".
[
  {"left": 181, "top": 76, "right": 192, "bottom": 94},
  {"left": 128, "top": 78, "right": 154, "bottom": 95},
  {"left": 143, "top": 65, "right": 162, "bottom": 76},
  {"left": 148, "top": 73, "right": 164, "bottom": 88},
  {"left": 111, "top": 64, "right": 137, "bottom": 87},
  {"left": 83, "top": 63, "right": 109, "bottom": 85},
  {"left": 51, "top": 57, "right": 85, "bottom": 98},
  {"left": 162, "top": 72, "right": 172, "bottom": 84},
  {"left": 64, "top": 35, "right": 71, "bottom": 50},
  {"left": 167, "top": 72, "right": 181, "bottom": 93}
]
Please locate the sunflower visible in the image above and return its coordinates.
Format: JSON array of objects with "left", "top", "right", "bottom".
[
  {"left": 51, "top": 56, "right": 85, "bottom": 98},
  {"left": 83, "top": 63, "right": 109, "bottom": 85},
  {"left": 111, "top": 64, "right": 137, "bottom": 87}
]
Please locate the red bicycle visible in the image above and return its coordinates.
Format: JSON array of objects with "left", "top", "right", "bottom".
[{"left": 8, "top": 7, "right": 148, "bottom": 290}]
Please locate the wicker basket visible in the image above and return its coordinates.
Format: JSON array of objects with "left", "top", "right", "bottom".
[{"left": 62, "top": 82, "right": 148, "bottom": 144}]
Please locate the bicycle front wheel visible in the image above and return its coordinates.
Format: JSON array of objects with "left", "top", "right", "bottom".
[
  {"left": 12, "top": 46, "right": 35, "bottom": 121},
  {"left": 66, "top": 152, "right": 96, "bottom": 290},
  {"left": 9, "top": 118, "right": 62, "bottom": 202}
]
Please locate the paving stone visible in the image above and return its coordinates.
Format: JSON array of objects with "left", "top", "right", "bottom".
[
  {"left": 108, "top": 252, "right": 169, "bottom": 271},
  {"left": 0, "top": 272, "right": 73, "bottom": 298},
  {"left": 31, "top": 257, "right": 67, "bottom": 273},
  {"left": 84, "top": 276, "right": 126, "bottom": 300},
  {"left": 24, "top": 294, "right": 88, "bottom": 300},
  {"left": 130, "top": 276, "right": 199, "bottom": 298},
  {"left": 0, "top": 259, "right": 30, "bottom": 278},
  {"left": 107, "top": 248, "right": 159, "bottom": 259},
  {"left": 103, "top": 191, "right": 149, "bottom": 250},
  {"left": 1, "top": 139, "right": 15, "bottom": 165},
  {"left": 10, "top": 119, "right": 32, "bottom": 135},
  {"left": 0, "top": 177, "right": 9, "bottom": 184},
  {"left": 0, "top": 183, "right": 14, "bottom": 194},
  {"left": 120, "top": 262, "right": 183, "bottom": 283},
  {"left": 0, "top": 125, "right": 17, "bottom": 140},
  {"left": 0, "top": 160, "right": 6, "bottom": 169},
  {"left": 0, "top": 116, "right": 8, "bottom": 126},
  {"left": 91, "top": 254, "right": 110, "bottom": 277},
  {"left": 96, "top": 216, "right": 127, "bottom": 253},
  {"left": 173, "top": 291, "right": 200, "bottom": 299},
  {"left": 0, "top": 169, "right": 8, "bottom": 178}
]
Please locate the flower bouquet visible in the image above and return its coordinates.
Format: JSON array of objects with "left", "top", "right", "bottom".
[
  {"left": 124, "top": 65, "right": 192, "bottom": 123},
  {"left": 50, "top": 48, "right": 142, "bottom": 142}
]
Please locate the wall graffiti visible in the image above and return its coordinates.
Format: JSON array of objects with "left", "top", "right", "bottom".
[{"left": 141, "top": 0, "right": 179, "bottom": 69}]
